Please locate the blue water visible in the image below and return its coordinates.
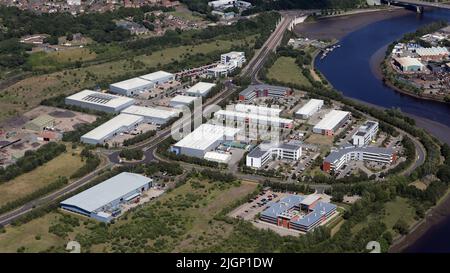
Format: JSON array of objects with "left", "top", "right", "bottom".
[{"left": 315, "top": 9, "right": 450, "bottom": 252}]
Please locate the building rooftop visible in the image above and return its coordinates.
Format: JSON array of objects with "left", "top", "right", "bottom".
[
  {"left": 215, "top": 109, "right": 293, "bottom": 125},
  {"left": 313, "top": 110, "right": 350, "bottom": 131},
  {"left": 295, "top": 99, "right": 324, "bottom": 116},
  {"left": 325, "top": 145, "right": 395, "bottom": 163},
  {"left": 81, "top": 113, "right": 143, "bottom": 141},
  {"left": 110, "top": 77, "right": 153, "bottom": 90},
  {"left": 60, "top": 172, "right": 151, "bottom": 213},
  {"left": 204, "top": 151, "right": 231, "bottom": 163},
  {"left": 139, "top": 71, "right": 174, "bottom": 82},
  {"left": 185, "top": 82, "right": 216, "bottom": 96},
  {"left": 66, "top": 90, "right": 135, "bottom": 108},
  {"left": 121, "top": 105, "right": 178, "bottom": 120},
  {"left": 239, "top": 84, "right": 290, "bottom": 97},
  {"left": 394, "top": 57, "right": 424, "bottom": 67},
  {"left": 248, "top": 141, "right": 301, "bottom": 158},
  {"left": 233, "top": 103, "right": 282, "bottom": 116},
  {"left": 173, "top": 123, "right": 240, "bottom": 151},
  {"left": 416, "top": 46, "right": 449, "bottom": 56},
  {"left": 170, "top": 95, "right": 199, "bottom": 105}
]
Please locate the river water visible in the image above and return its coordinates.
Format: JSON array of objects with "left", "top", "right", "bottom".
[{"left": 311, "top": 9, "right": 450, "bottom": 252}]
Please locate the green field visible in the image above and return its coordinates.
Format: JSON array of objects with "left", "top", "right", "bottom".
[
  {"left": 266, "top": 56, "right": 312, "bottom": 87},
  {"left": 27, "top": 48, "right": 97, "bottom": 71},
  {"left": 0, "top": 145, "right": 83, "bottom": 207},
  {"left": 382, "top": 197, "right": 416, "bottom": 233}
]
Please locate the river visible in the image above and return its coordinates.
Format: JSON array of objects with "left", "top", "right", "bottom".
[{"left": 296, "top": 8, "right": 450, "bottom": 252}]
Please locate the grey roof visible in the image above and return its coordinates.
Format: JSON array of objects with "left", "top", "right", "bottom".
[
  {"left": 239, "top": 84, "right": 291, "bottom": 97},
  {"left": 325, "top": 145, "right": 394, "bottom": 162},
  {"left": 247, "top": 142, "right": 301, "bottom": 158},
  {"left": 61, "top": 172, "right": 151, "bottom": 213}
]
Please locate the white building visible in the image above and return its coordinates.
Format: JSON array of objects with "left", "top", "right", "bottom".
[
  {"left": 246, "top": 142, "right": 302, "bottom": 169},
  {"left": 139, "top": 71, "right": 175, "bottom": 86},
  {"left": 120, "top": 105, "right": 179, "bottom": 125},
  {"left": 170, "top": 123, "right": 240, "bottom": 158},
  {"left": 169, "top": 95, "right": 200, "bottom": 108},
  {"left": 234, "top": 104, "right": 282, "bottom": 116},
  {"left": 207, "top": 51, "right": 246, "bottom": 77},
  {"left": 185, "top": 82, "right": 216, "bottom": 97},
  {"left": 295, "top": 99, "right": 324, "bottom": 119},
  {"left": 65, "top": 90, "right": 135, "bottom": 113},
  {"left": 80, "top": 113, "right": 143, "bottom": 145},
  {"left": 208, "top": 0, "right": 237, "bottom": 9},
  {"left": 204, "top": 151, "right": 232, "bottom": 164},
  {"left": 60, "top": 172, "right": 152, "bottom": 222},
  {"left": 109, "top": 77, "right": 154, "bottom": 96},
  {"left": 313, "top": 110, "right": 351, "bottom": 136},
  {"left": 214, "top": 109, "right": 293, "bottom": 129},
  {"left": 352, "top": 120, "right": 379, "bottom": 147}
]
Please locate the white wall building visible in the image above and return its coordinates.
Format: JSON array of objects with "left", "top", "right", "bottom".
[
  {"left": 170, "top": 124, "right": 240, "bottom": 158},
  {"left": 109, "top": 77, "right": 154, "bottom": 96},
  {"left": 313, "top": 110, "right": 351, "bottom": 136},
  {"left": 169, "top": 95, "right": 200, "bottom": 108},
  {"left": 65, "top": 90, "right": 135, "bottom": 113},
  {"left": 214, "top": 109, "right": 293, "bottom": 129},
  {"left": 139, "top": 71, "right": 175, "bottom": 86},
  {"left": 208, "top": 0, "right": 237, "bottom": 9},
  {"left": 81, "top": 113, "right": 143, "bottom": 145},
  {"left": 185, "top": 82, "right": 216, "bottom": 97},
  {"left": 246, "top": 142, "right": 302, "bottom": 169},
  {"left": 207, "top": 51, "right": 246, "bottom": 77},
  {"left": 295, "top": 99, "right": 324, "bottom": 119},
  {"left": 120, "top": 105, "right": 179, "bottom": 125},
  {"left": 352, "top": 120, "right": 379, "bottom": 147},
  {"left": 204, "top": 151, "right": 232, "bottom": 164}
]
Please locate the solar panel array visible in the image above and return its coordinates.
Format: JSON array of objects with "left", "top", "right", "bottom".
[{"left": 82, "top": 93, "right": 117, "bottom": 104}]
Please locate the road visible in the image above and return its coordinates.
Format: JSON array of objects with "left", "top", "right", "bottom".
[{"left": 385, "top": 0, "right": 450, "bottom": 10}]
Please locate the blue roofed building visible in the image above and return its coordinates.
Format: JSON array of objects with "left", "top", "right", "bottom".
[{"left": 260, "top": 194, "right": 337, "bottom": 233}]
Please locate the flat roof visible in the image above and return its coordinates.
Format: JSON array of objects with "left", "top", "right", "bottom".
[
  {"left": 233, "top": 104, "right": 282, "bottom": 116},
  {"left": 173, "top": 123, "right": 240, "bottom": 151},
  {"left": 66, "top": 90, "right": 135, "bottom": 108},
  {"left": 185, "top": 82, "right": 216, "bottom": 96},
  {"left": 239, "top": 84, "right": 290, "bottom": 97},
  {"left": 248, "top": 142, "right": 301, "bottom": 158},
  {"left": 325, "top": 145, "right": 395, "bottom": 163},
  {"left": 110, "top": 77, "right": 153, "bottom": 90},
  {"left": 121, "top": 105, "right": 178, "bottom": 120},
  {"left": 204, "top": 151, "right": 231, "bottom": 163},
  {"left": 215, "top": 109, "right": 293, "bottom": 125},
  {"left": 295, "top": 99, "right": 324, "bottom": 116},
  {"left": 394, "top": 57, "right": 424, "bottom": 67},
  {"left": 61, "top": 172, "right": 151, "bottom": 213},
  {"left": 139, "top": 71, "right": 174, "bottom": 82},
  {"left": 170, "top": 95, "right": 199, "bottom": 104},
  {"left": 301, "top": 194, "right": 321, "bottom": 206},
  {"left": 313, "top": 110, "right": 350, "bottom": 131},
  {"left": 81, "top": 113, "right": 143, "bottom": 141}
]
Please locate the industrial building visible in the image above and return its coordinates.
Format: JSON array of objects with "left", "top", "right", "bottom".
[
  {"left": 185, "top": 82, "right": 216, "bottom": 97},
  {"left": 24, "top": 114, "right": 55, "bottom": 131},
  {"left": 65, "top": 90, "right": 135, "bottom": 113},
  {"left": 208, "top": 0, "right": 236, "bottom": 9},
  {"left": 415, "top": 46, "right": 449, "bottom": 61},
  {"left": 207, "top": 51, "right": 246, "bottom": 77},
  {"left": 170, "top": 123, "right": 240, "bottom": 158},
  {"left": 80, "top": 113, "right": 143, "bottom": 145},
  {"left": 393, "top": 57, "right": 424, "bottom": 72},
  {"left": 233, "top": 104, "right": 282, "bottom": 116},
  {"left": 246, "top": 142, "right": 302, "bottom": 169},
  {"left": 169, "top": 95, "right": 200, "bottom": 108},
  {"left": 121, "top": 105, "right": 179, "bottom": 125},
  {"left": 313, "top": 110, "right": 351, "bottom": 136},
  {"left": 322, "top": 145, "right": 397, "bottom": 172},
  {"left": 109, "top": 77, "right": 154, "bottom": 96},
  {"left": 60, "top": 172, "right": 152, "bottom": 222},
  {"left": 139, "top": 71, "right": 175, "bottom": 85},
  {"left": 214, "top": 109, "right": 293, "bottom": 129},
  {"left": 204, "top": 151, "right": 232, "bottom": 164},
  {"left": 260, "top": 194, "right": 337, "bottom": 233},
  {"left": 238, "top": 84, "right": 293, "bottom": 102},
  {"left": 295, "top": 99, "right": 324, "bottom": 119},
  {"left": 352, "top": 120, "right": 379, "bottom": 147}
]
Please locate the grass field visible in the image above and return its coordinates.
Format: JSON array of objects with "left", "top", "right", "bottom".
[
  {"left": 27, "top": 48, "right": 97, "bottom": 71},
  {"left": 266, "top": 56, "right": 312, "bottom": 87},
  {"left": 0, "top": 178, "right": 258, "bottom": 252},
  {"left": 382, "top": 197, "right": 416, "bottom": 233},
  {"left": 0, "top": 145, "right": 83, "bottom": 207},
  {"left": 0, "top": 36, "right": 256, "bottom": 122}
]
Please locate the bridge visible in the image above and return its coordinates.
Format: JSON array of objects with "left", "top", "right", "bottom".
[{"left": 382, "top": 0, "right": 450, "bottom": 13}]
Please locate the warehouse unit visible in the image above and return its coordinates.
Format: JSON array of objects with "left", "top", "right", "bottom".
[
  {"left": 60, "top": 172, "right": 152, "bottom": 222},
  {"left": 121, "top": 105, "right": 179, "bottom": 125},
  {"left": 24, "top": 114, "right": 55, "bottom": 131},
  {"left": 214, "top": 109, "right": 293, "bottom": 129},
  {"left": 169, "top": 95, "right": 200, "bottom": 108},
  {"left": 295, "top": 99, "right": 324, "bottom": 119},
  {"left": 204, "top": 151, "right": 232, "bottom": 164},
  {"left": 322, "top": 145, "right": 397, "bottom": 172},
  {"left": 65, "top": 90, "right": 135, "bottom": 113},
  {"left": 313, "top": 110, "right": 350, "bottom": 136},
  {"left": 393, "top": 57, "right": 424, "bottom": 72},
  {"left": 80, "top": 113, "right": 143, "bottom": 145},
  {"left": 352, "top": 120, "right": 379, "bottom": 147},
  {"left": 260, "top": 194, "right": 337, "bottom": 233},
  {"left": 238, "top": 84, "right": 293, "bottom": 102},
  {"left": 233, "top": 104, "right": 282, "bottom": 117},
  {"left": 139, "top": 70, "right": 174, "bottom": 85},
  {"left": 170, "top": 123, "right": 240, "bottom": 158},
  {"left": 109, "top": 77, "right": 154, "bottom": 96},
  {"left": 185, "top": 82, "right": 216, "bottom": 97},
  {"left": 246, "top": 142, "right": 302, "bottom": 169}
]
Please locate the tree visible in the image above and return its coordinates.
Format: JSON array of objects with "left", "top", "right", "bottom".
[{"left": 393, "top": 219, "right": 409, "bottom": 235}]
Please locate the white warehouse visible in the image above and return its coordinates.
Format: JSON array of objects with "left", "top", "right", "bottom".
[
  {"left": 139, "top": 70, "right": 174, "bottom": 86},
  {"left": 313, "top": 110, "right": 351, "bottom": 136},
  {"left": 169, "top": 95, "right": 200, "bottom": 108},
  {"left": 246, "top": 142, "right": 302, "bottom": 169},
  {"left": 80, "top": 113, "right": 143, "bottom": 145},
  {"left": 60, "top": 172, "right": 152, "bottom": 222},
  {"left": 109, "top": 77, "right": 154, "bottom": 96},
  {"left": 65, "top": 90, "right": 135, "bottom": 113},
  {"left": 295, "top": 99, "right": 324, "bottom": 119},
  {"left": 170, "top": 123, "right": 240, "bottom": 158},
  {"left": 121, "top": 105, "right": 179, "bottom": 125},
  {"left": 185, "top": 82, "right": 216, "bottom": 97}
]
